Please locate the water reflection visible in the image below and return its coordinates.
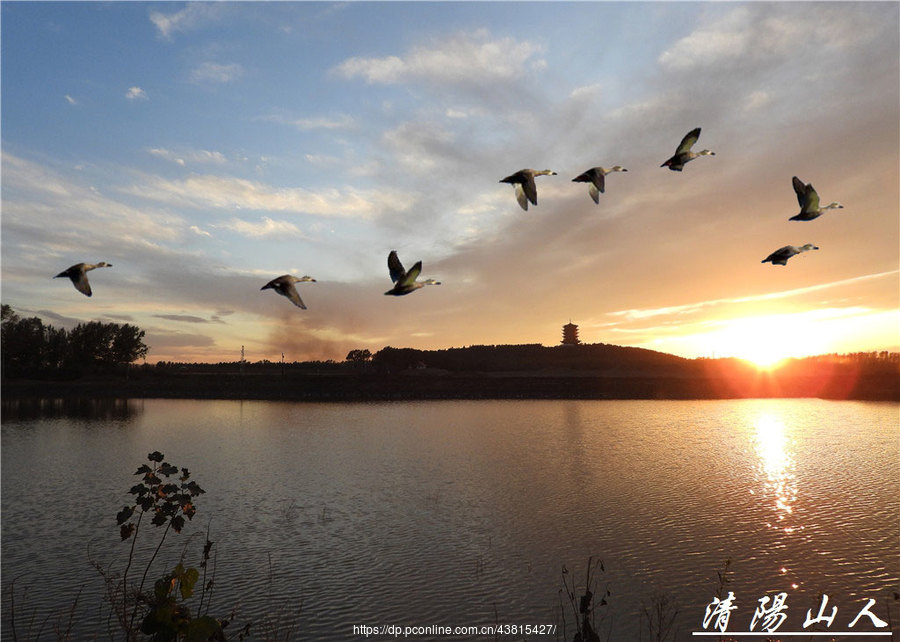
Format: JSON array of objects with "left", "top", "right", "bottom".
[
  {"left": 753, "top": 413, "right": 798, "bottom": 534},
  {"left": 1, "top": 397, "right": 143, "bottom": 423}
]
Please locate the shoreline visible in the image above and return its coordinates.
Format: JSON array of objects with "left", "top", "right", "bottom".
[{"left": 3, "top": 371, "right": 898, "bottom": 402}]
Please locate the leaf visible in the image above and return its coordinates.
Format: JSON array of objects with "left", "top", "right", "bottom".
[
  {"left": 129, "top": 484, "right": 147, "bottom": 496},
  {"left": 120, "top": 523, "right": 135, "bottom": 541},
  {"left": 159, "top": 462, "right": 179, "bottom": 476},
  {"left": 135, "top": 464, "right": 152, "bottom": 475},
  {"left": 151, "top": 511, "right": 168, "bottom": 527},
  {"left": 116, "top": 505, "right": 134, "bottom": 525},
  {"left": 179, "top": 566, "right": 199, "bottom": 599},
  {"left": 185, "top": 481, "right": 205, "bottom": 496},
  {"left": 148, "top": 451, "right": 165, "bottom": 463},
  {"left": 138, "top": 496, "right": 154, "bottom": 512},
  {"left": 171, "top": 515, "right": 185, "bottom": 533}
]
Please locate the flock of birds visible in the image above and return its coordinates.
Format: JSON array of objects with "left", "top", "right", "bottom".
[{"left": 53, "top": 127, "right": 844, "bottom": 309}]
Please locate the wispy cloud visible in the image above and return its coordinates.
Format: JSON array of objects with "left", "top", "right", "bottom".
[
  {"left": 147, "top": 147, "right": 228, "bottom": 167},
  {"left": 261, "top": 113, "right": 355, "bottom": 131},
  {"left": 189, "top": 62, "right": 244, "bottom": 84},
  {"left": 609, "top": 271, "right": 900, "bottom": 321},
  {"left": 658, "top": 6, "right": 872, "bottom": 72},
  {"left": 126, "top": 86, "right": 147, "bottom": 101},
  {"left": 153, "top": 314, "right": 222, "bottom": 324},
  {"left": 120, "top": 172, "right": 414, "bottom": 220},
  {"left": 218, "top": 216, "right": 306, "bottom": 239},
  {"left": 64, "top": 94, "right": 77, "bottom": 105},
  {"left": 149, "top": 4, "right": 223, "bottom": 40},
  {"left": 334, "top": 29, "right": 545, "bottom": 87}
]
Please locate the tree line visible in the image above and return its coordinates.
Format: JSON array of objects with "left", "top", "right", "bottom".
[{"left": 1, "top": 304, "right": 148, "bottom": 378}]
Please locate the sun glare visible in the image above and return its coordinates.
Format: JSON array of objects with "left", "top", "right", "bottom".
[{"left": 707, "top": 314, "right": 833, "bottom": 369}]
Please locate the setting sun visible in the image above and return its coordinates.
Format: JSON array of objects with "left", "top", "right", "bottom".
[{"left": 702, "top": 314, "right": 835, "bottom": 368}]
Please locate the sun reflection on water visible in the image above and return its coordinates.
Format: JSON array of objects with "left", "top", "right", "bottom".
[{"left": 753, "top": 413, "right": 799, "bottom": 533}]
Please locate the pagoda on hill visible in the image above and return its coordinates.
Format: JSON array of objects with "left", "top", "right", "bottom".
[{"left": 561, "top": 321, "right": 581, "bottom": 346}]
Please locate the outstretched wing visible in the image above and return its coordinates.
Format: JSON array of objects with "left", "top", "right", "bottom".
[
  {"left": 792, "top": 176, "right": 807, "bottom": 208},
  {"left": 521, "top": 175, "right": 538, "bottom": 206},
  {"left": 588, "top": 183, "right": 600, "bottom": 204},
  {"left": 72, "top": 271, "right": 92, "bottom": 296},
  {"left": 283, "top": 282, "right": 307, "bottom": 309},
  {"left": 803, "top": 183, "right": 820, "bottom": 213},
  {"left": 388, "top": 251, "right": 406, "bottom": 283},
  {"left": 675, "top": 127, "right": 701, "bottom": 155},
  {"left": 514, "top": 184, "right": 529, "bottom": 210},
  {"left": 399, "top": 260, "right": 422, "bottom": 287}
]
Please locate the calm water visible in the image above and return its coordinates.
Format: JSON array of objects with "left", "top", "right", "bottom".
[{"left": 2, "top": 399, "right": 898, "bottom": 640}]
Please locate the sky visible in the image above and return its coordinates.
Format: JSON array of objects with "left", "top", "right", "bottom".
[{"left": 1, "top": 1, "right": 898, "bottom": 365}]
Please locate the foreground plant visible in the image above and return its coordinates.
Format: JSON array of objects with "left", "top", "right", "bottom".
[{"left": 110, "top": 451, "right": 222, "bottom": 641}]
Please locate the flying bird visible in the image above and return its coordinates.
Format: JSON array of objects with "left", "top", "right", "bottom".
[
  {"left": 385, "top": 250, "right": 441, "bottom": 296},
  {"left": 789, "top": 176, "right": 844, "bottom": 221},
  {"left": 500, "top": 168, "right": 557, "bottom": 210},
  {"left": 572, "top": 166, "right": 628, "bottom": 203},
  {"left": 761, "top": 243, "right": 819, "bottom": 266},
  {"left": 54, "top": 262, "right": 112, "bottom": 297},
  {"left": 661, "top": 127, "right": 715, "bottom": 171},
  {"left": 261, "top": 274, "right": 316, "bottom": 309}
]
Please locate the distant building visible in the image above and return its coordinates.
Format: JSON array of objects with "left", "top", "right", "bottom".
[{"left": 561, "top": 322, "right": 581, "bottom": 346}]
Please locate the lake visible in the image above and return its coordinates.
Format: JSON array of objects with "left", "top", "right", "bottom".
[{"left": 2, "top": 398, "right": 898, "bottom": 640}]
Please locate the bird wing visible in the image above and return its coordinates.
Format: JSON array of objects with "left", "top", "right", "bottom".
[
  {"left": 283, "top": 283, "right": 307, "bottom": 309},
  {"left": 804, "top": 184, "right": 820, "bottom": 213},
  {"left": 588, "top": 183, "right": 600, "bottom": 204},
  {"left": 72, "top": 271, "right": 92, "bottom": 296},
  {"left": 388, "top": 251, "right": 406, "bottom": 283},
  {"left": 514, "top": 184, "right": 529, "bottom": 210},
  {"left": 595, "top": 172, "right": 606, "bottom": 194},
  {"left": 399, "top": 260, "right": 422, "bottom": 287},
  {"left": 675, "top": 128, "right": 701, "bottom": 155},
  {"left": 521, "top": 174, "right": 538, "bottom": 206},
  {"left": 572, "top": 168, "right": 595, "bottom": 183},
  {"left": 792, "top": 176, "right": 808, "bottom": 208}
]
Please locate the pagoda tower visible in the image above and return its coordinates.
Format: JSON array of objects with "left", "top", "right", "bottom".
[{"left": 561, "top": 321, "right": 581, "bottom": 346}]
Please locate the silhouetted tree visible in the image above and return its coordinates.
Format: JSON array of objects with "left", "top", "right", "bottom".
[
  {"left": 346, "top": 349, "right": 372, "bottom": 363},
  {"left": 1, "top": 305, "right": 149, "bottom": 378}
]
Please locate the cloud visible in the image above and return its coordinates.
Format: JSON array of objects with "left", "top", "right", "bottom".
[
  {"left": 190, "top": 62, "right": 244, "bottom": 84},
  {"left": 334, "top": 29, "right": 545, "bottom": 87},
  {"left": 120, "top": 172, "right": 415, "bottom": 219},
  {"left": 189, "top": 225, "right": 211, "bottom": 237},
  {"left": 657, "top": 6, "right": 874, "bottom": 72},
  {"left": 218, "top": 216, "right": 306, "bottom": 239},
  {"left": 147, "top": 147, "right": 227, "bottom": 166},
  {"left": 64, "top": 95, "right": 77, "bottom": 105},
  {"left": 149, "top": 4, "right": 223, "bottom": 40},
  {"left": 608, "top": 271, "right": 900, "bottom": 321},
  {"left": 153, "top": 314, "right": 222, "bottom": 324},
  {"left": 260, "top": 113, "right": 355, "bottom": 131},
  {"left": 126, "top": 86, "right": 147, "bottom": 101}
]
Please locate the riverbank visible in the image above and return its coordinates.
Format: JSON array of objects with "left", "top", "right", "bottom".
[{"left": 3, "top": 369, "right": 898, "bottom": 401}]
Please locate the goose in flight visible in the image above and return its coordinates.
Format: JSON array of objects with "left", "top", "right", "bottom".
[
  {"left": 385, "top": 250, "right": 441, "bottom": 296},
  {"left": 54, "top": 262, "right": 112, "bottom": 296},
  {"left": 661, "top": 127, "right": 715, "bottom": 171},
  {"left": 789, "top": 176, "right": 843, "bottom": 221},
  {"left": 572, "top": 166, "right": 628, "bottom": 204},
  {"left": 500, "top": 169, "right": 557, "bottom": 210},
  {"left": 761, "top": 243, "right": 819, "bottom": 266},
  {"left": 261, "top": 274, "right": 316, "bottom": 309}
]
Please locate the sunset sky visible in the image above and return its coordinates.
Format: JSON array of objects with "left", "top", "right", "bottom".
[{"left": 2, "top": 2, "right": 898, "bottom": 365}]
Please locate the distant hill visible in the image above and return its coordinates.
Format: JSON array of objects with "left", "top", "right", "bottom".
[{"left": 371, "top": 343, "right": 691, "bottom": 375}]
